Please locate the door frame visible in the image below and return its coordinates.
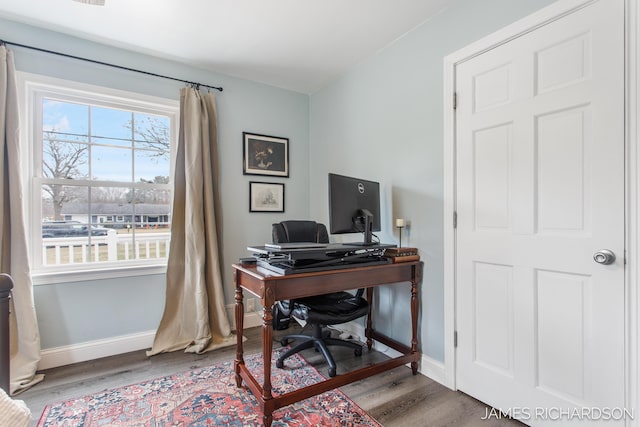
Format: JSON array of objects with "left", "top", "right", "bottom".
[{"left": 443, "top": 0, "right": 639, "bottom": 423}]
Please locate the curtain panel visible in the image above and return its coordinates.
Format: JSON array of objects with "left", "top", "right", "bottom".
[
  {"left": 148, "top": 88, "right": 235, "bottom": 356},
  {"left": 0, "top": 46, "right": 43, "bottom": 394}
]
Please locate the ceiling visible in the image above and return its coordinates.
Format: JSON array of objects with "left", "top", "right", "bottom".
[{"left": 0, "top": 0, "right": 454, "bottom": 94}]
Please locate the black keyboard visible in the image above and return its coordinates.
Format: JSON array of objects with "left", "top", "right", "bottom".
[{"left": 257, "top": 257, "right": 391, "bottom": 275}]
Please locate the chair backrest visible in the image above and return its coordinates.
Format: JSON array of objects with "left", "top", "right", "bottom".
[
  {"left": 272, "top": 221, "right": 365, "bottom": 298},
  {"left": 272, "top": 220, "right": 329, "bottom": 244}
]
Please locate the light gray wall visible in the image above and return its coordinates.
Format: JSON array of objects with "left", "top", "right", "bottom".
[
  {"left": 2, "top": 0, "right": 557, "bottom": 355},
  {"left": 1, "top": 18, "right": 310, "bottom": 350},
  {"left": 309, "top": 0, "right": 556, "bottom": 362}
]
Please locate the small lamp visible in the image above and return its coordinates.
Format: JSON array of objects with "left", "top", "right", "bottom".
[{"left": 395, "top": 218, "right": 405, "bottom": 248}]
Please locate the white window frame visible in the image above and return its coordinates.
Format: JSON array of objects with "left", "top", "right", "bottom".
[{"left": 18, "top": 72, "right": 179, "bottom": 284}]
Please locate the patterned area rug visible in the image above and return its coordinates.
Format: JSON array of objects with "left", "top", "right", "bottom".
[{"left": 37, "top": 349, "right": 380, "bottom": 426}]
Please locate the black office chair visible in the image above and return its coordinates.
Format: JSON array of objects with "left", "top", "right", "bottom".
[{"left": 272, "top": 220, "right": 368, "bottom": 377}]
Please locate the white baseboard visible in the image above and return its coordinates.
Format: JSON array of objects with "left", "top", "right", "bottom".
[
  {"left": 329, "top": 321, "right": 451, "bottom": 387},
  {"left": 372, "top": 341, "right": 450, "bottom": 387},
  {"left": 420, "top": 354, "right": 451, "bottom": 389},
  {"left": 40, "top": 330, "right": 156, "bottom": 370},
  {"left": 40, "top": 308, "right": 263, "bottom": 370},
  {"left": 226, "top": 303, "right": 262, "bottom": 330},
  {"left": 329, "top": 320, "right": 366, "bottom": 342},
  {"left": 239, "top": 311, "right": 262, "bottom": 329}
]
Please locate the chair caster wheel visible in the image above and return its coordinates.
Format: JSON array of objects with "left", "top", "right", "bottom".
[
  {"left": 328, "top": 367, "right": 336, "bottom": 377},
  {"left": 280, "top": 338, "right": 289, "bottom": 346},
  {"left": 354, "top": 347, "right": 362, "bottom": 356},
  {"left": 276, "top": 359, "right": 284, "bottom": 369}
]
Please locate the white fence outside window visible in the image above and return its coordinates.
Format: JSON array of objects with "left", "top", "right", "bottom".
[{"left": 42, "top": 230, "right": 171, "bottom": 266}]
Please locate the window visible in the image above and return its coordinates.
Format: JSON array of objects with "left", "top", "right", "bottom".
[{"left": 22, "top": 74, "right": 179, "bottom": 280}]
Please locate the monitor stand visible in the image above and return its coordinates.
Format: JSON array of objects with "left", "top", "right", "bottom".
[{"left": 346, "top": 208, "right": 376, "bottom": 246}]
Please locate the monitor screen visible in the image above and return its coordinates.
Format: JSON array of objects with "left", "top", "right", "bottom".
[{"left": 328, "top": 173, "right": 381, "bottom": 245}]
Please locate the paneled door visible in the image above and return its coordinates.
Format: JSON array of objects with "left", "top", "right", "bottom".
[{"left": 455, "top": 1, "right": 625, "bottom": 425}]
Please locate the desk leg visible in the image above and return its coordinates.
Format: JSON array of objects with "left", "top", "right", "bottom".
[
  {"left": 234, "top": 276, "right": 245, "bottom": 388},
  {"left": 262, "top": 288, "right": 275, "bottom": 427},
  {"left": 366, "top": 287, "right": 373, "bottom": 350},
  {"left": 410, "top": 264, "right": 421, "bottom": 375}
]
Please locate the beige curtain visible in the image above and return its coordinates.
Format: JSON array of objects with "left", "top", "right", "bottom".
[
  {"left": 148, "top": 87, "right": 235, "bottom": 356},
  {"left": 0, "top": 46, "right": 44, "bottom": 394}
]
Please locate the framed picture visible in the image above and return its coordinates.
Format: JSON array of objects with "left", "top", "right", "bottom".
[
  {"left": 243, "top": 132, "right": 289, "bottom": 177},
  {"left": 249, "top": 182, "right": 285, "bottom": 213}
]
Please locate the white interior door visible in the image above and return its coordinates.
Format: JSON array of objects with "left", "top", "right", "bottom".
[{"left": 455, "top": 1, "right": 625, "bottom": 425}]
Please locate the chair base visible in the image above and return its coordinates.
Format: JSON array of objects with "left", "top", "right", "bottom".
[{"left": 276, "top": 324, "right": 363, "bottom": 377}]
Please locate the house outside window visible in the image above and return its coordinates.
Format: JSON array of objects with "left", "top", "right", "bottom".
[{"left": 21, "top": 74, "right": 179, "bottom": 281}]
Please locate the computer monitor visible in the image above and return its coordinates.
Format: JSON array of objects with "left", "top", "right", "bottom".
[{"left": 328, "top": 173, "right": 381, "bottom": 246}]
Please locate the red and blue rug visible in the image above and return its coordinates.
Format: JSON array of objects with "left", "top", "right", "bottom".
[{"left": 37, "top": 349, "right": 380, "bottom": 426}]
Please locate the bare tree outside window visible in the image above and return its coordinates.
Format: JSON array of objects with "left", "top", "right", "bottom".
[
  {"left": 42, "top": 129, "right": 89, "bottom": 220},
  {"left": 127, "top": 114, "right": 171, "bottom": 161}
]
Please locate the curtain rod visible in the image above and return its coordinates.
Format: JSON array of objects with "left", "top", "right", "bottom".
[{"left": 0, "top": 39, "right": 223, "bottom": 92}]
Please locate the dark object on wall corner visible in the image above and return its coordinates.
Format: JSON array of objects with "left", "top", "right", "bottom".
[
  {"left": 272, "top": 301, "right": 291, "bottom": 330},
  {"left": 0, "top": 274, "right": 14, "bottom": 394}
]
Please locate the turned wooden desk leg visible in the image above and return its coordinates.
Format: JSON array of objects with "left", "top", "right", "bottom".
[
  {"left": 410, "top": 264, "right": 422, "bottom": 375},
  {"left": 262, "top": 287, "right": 275, "bottom": 427},
  {"left": 366, "top": 287, "right": 374, "bottom": 350},
  {"left": 234, "top": 274, "right": 245, "bottom": 388}
]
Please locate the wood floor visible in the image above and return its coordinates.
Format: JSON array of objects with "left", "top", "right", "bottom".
[{"left": 19, "top": 326, "right": 523, "bottom": 426}]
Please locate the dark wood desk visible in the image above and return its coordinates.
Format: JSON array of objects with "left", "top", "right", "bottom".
[{"left": 233, "top": 261, "right": 423, "bottom": 427}]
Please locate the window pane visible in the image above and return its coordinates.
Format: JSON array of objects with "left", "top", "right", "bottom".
[
  {"left": 91, "top": 186, "right": 131, "bottom": 227},
  {"left": 41, "top": 185, "right": 94, "bottom": 266},
  {"left": 132, "top": 188, "right": 171, "bottom": 260},
  {"left": 42, "top": 99, "right": 89, "bottom": 141},
  {"left": 135, "top": 149, "right": 170, "bottom": 183},
  {"left": 133, "top": 187, "right": 172, "bottom": 206},
  {"left": 41, "top": 184, "right": 88, "bottom": 221},
  {"left": 133, "top": 113, "right": 170, "bottom": 158},
  {"left": 91, "top": 146, "right": 132, "bottom": 181},
  {"left": 91, "top": 107, "right": 133, "bottom": 144},
  {"left": 42, "top": 139, "right": 89, "bottom": 179},
  {"left": 117, "top": 227, "right": 170, "bottom": 261}
]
